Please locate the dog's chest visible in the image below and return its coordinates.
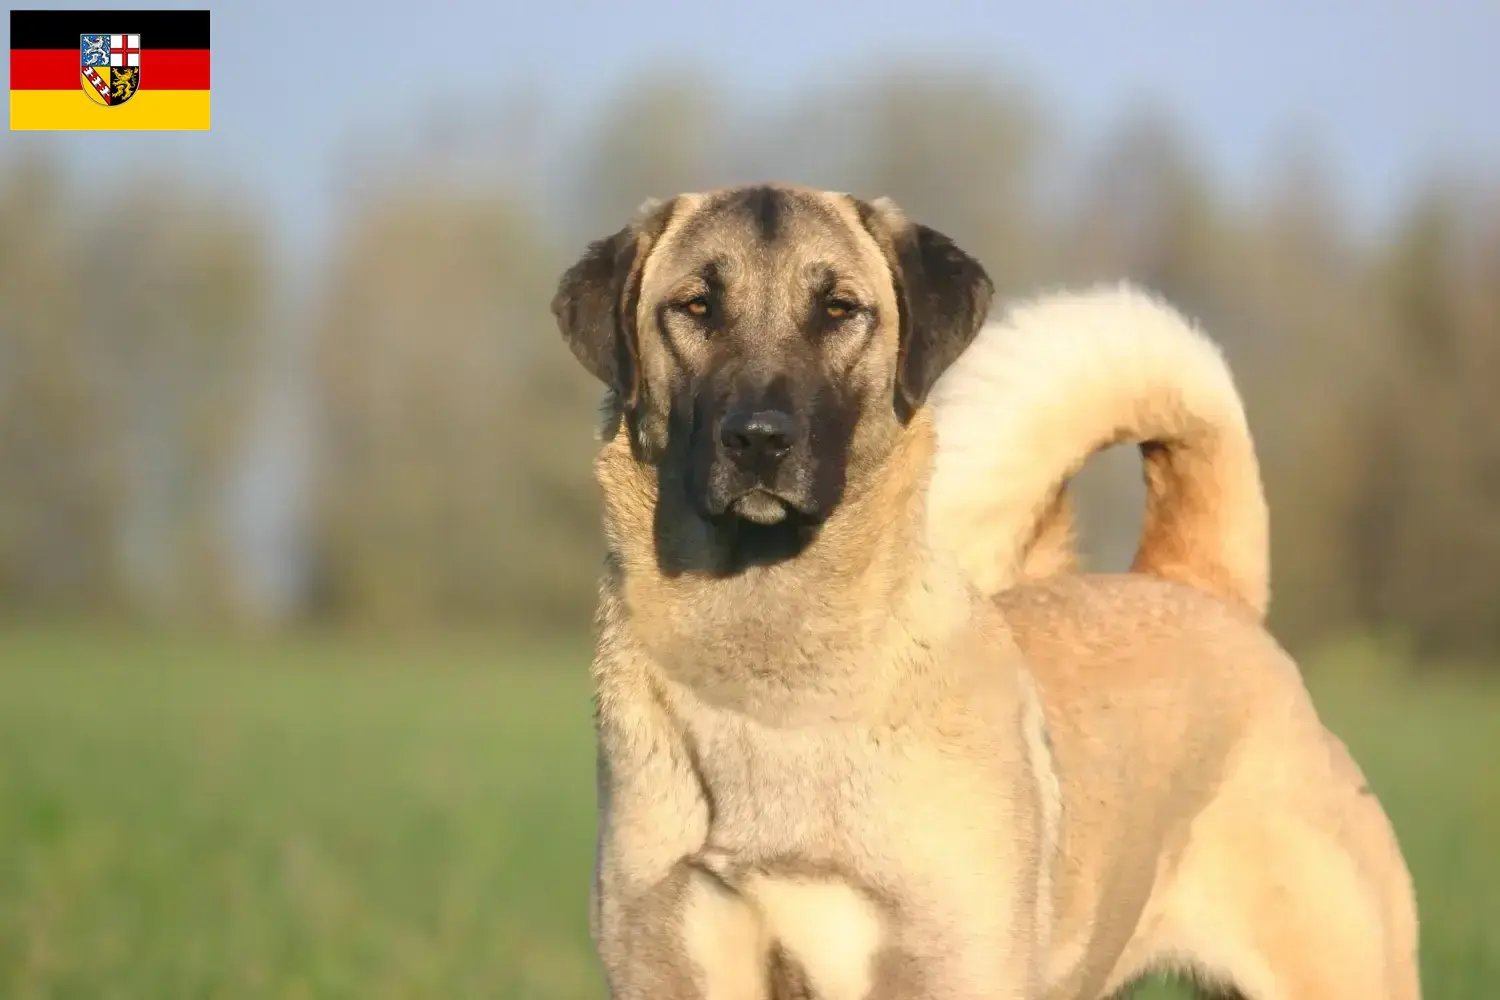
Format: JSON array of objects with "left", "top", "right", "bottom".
[{"left": 681, "top": 704, "right": 873, "bottom": 861}]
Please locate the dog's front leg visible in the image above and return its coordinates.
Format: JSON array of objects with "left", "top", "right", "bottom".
[
  {"left": 592, "top": 699, "right": 768, "bottom": 999},
  {"left": 597, "top": 857, "right": 770, "bottom": 1000}
]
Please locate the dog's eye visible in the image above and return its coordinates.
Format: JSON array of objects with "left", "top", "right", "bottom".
[
  {"left": 682, "top": 296, "right": 711, "bottom": 318},
  {"left": 825, "top": 299, "right": 858, "bottom": 320}
]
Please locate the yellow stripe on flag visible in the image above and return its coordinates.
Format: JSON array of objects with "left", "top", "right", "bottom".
[{"left": 10, "top": 89, "right": 210, "bottom": 131}]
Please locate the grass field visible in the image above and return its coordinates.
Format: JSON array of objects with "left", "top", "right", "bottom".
[{"left": 1, "top": 626, "right": 1496, "bottom": 998}]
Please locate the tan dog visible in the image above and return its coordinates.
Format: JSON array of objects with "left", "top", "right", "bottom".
[{"left": 551, "top": 183, "right": 1420, "bottom": 999}]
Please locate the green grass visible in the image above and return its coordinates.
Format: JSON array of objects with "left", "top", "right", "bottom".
[{"left": 0, "top": 626, "right": 1496, "bottom": 998}]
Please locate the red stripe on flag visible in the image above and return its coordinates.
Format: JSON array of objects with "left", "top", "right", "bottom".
[
  {"left": 138, "top": 50, "right": 211, "bottom": 89},
  {"left": 10, "top": 49, "right": 211, "bottom": 90}
]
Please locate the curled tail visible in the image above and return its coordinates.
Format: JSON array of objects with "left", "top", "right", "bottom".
[{"left": 926, "top": 283, "right": 1270, "bottom": 620}]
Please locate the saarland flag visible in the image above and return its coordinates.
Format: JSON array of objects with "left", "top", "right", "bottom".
[{"left": 10, "top": 9, "right": 210, "bottom": 130}]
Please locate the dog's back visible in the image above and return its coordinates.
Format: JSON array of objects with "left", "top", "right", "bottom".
[{"left": 996, "top": 572, "right": 1420, "bottom": 998}]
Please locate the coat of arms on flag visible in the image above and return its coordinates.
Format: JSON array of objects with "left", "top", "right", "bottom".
[{"left": 80, "top": 33, "right": 141, "bottom": 106}]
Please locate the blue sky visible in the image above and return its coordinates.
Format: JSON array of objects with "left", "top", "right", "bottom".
[
  {"left": 6, "top": 0, "right": 1500, "bottom": 256},
  {"left": 6, "top": 0, "right": 1499, "bottom": 612}
]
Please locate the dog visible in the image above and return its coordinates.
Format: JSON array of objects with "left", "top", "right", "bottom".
[{"left": 550, "top": 182, "right": 1420, "bottom": 999}]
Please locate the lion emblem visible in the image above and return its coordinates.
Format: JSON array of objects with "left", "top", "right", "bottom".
[{"left": 111, "top": 68, "right": 139, "bottom": 103}]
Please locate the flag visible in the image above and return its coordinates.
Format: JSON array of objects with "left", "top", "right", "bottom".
[{"left": 10, "top": 9, "right": 210, "bottom": 130}]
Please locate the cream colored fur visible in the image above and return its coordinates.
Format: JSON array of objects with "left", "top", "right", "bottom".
[
  {"left": 928, "top": 283, "right": 1269, "bottom": 617},
  {"left": 554, "top": 185, "right": 1420, "bottom": 1000}
]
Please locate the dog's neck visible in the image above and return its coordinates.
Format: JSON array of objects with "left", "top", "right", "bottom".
[{"left": 592, "top": 409, "right": 973, "bottom": 725}]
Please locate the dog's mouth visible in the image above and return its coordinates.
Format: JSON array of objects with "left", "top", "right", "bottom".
[
  {"left": 698, "top": 465, "right": 823, "bottom": 523},
  {"left": 715, "top": 485, "right": 829, "bottom": 527},
  {"left": 700, "top": 488, "right": 825, "bottom": 568},
  {"left": 729, "top": 488, "right": 795, "bottom": 526}
]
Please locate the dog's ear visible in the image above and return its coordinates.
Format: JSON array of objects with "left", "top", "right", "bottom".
[
  {"left": 551, "top": 197, "right": 677, "bottom": 405},
  {"left": 857, "top": 196, "right": 994, "bottom": 422}
]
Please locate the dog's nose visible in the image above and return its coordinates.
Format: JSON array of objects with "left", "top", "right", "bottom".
[{"left": 719, "top": 409, "right": 799, "bottom": 469}]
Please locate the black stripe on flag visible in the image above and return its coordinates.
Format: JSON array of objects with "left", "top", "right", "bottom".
[{"left": 9, "top": 9, "right": 211, "bottom": 50}]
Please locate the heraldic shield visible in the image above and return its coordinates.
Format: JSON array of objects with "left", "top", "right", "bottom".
[{"left": 80, "top": 33, "right": 141, "bottom": 106}]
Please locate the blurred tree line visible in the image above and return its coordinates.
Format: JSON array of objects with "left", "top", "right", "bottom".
[{"left": 2, "top": 66, "right": 1498, "bottom": 659}]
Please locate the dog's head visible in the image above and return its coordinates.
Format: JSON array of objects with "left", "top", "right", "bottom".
[{"left": 552, "top": 183, "right": 991, "bottom": 554}]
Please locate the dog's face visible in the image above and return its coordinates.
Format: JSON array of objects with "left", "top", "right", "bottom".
[{"left": 553, "top": 184, "right": 992, "bottom": 550}]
